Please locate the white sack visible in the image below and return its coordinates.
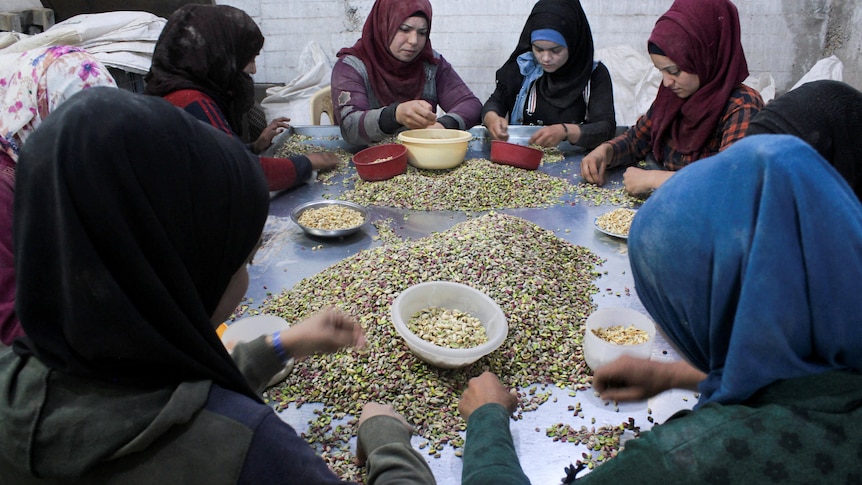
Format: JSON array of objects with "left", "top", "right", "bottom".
[
  {"left": 743, "top": 72, "right": 776, "bottom": 103},
  {"left": 790, "top": 55, "right": 843, "bottom": 91},
  {"left": 261, "top": 41, "right": 332, "bottom": 126},
  {"left": 595, "top": 45, "right": 660, "bottom": 127}
]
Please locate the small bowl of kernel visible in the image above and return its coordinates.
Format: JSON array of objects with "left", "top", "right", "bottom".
[
  {"left": 290, "top": 200, "right": 368, "bottom": 238},
  {"left": 583, "top": 307, "right": 655, "bottom": 371},
  {"left": 391, "top": 281, "right": 508, "bottom": 369},
  {"left": 594, "top": 208, "right": 637, "bottom": 239}
]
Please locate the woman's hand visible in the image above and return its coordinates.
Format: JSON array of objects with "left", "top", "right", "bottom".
[
  {"left": 622, "top": 167, "right": 674, "bottom": 195},
  {"left": 395, "top": 100, "right": 438, "bottom": 129},
  {"left": 305, "top": 152, "right": 340, "bottom": 172},
  {"left": 592, "top": 356, "right": 706, "bottom": 402},
  {"left": 278, "top": 307, "right": 366, "bottom": 359},
  {"left": 355, "top": 402, "right": 412, "bottom": 465},
  {"left": 529, "top": 124, "right": 573, "bottom": 148},
  {"left": 483, "top": 112, "right": 509, "bottom": 141},
  {"left": 458, "top": 371, "right": 518, "bottom": 421},
  {"left": 252, "top": 116, "right": 291, "bottom": 154},
  {"left": 580, "top": 143, "right": 613, "bottom": 186}
]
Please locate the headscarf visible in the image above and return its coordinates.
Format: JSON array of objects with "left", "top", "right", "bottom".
[
  {"left": 0, "top": 45, "right": 116, "bottom": 164},
  {"left": 144, "top": 4, "right": 264, "bottom": 134},
  {"left": 629, "top": 134, "right": 862, "bottom": 408},
  {"left": 336, "top": 0, "right": 436, "bottom": 105},
  {"left": 495, "top": 0, "right": 595, "bottom": 117},
  {"left": 13, "top": 87, "right": 269, "bottom": 400},
  {"left": 746, "top": 80, "right": 862, "bottom": 201},
  {"left": 647, "top": 0, "right": 749, "bottom": 161}
]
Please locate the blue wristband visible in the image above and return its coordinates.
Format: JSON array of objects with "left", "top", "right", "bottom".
[{"left": 271, "top": 331, "right": 290, "bottom": 364}]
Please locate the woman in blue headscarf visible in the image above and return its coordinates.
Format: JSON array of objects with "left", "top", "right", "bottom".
[
  {"left": 583, "top": 134, "right": 862, "bottom": 481},
  {"left": 457, "top": 134, "right": 862, "bottom": 483},
  {"left": 481, "top": 0, "right": 615, "bottom": 149}
]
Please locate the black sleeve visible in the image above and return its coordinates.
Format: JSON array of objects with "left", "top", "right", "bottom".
[
  {"left": 481, "top": 81, "right": 516, "bottom": 124},
  {"left": 577, "top": 62, "right": 617, "bottom": 150}
]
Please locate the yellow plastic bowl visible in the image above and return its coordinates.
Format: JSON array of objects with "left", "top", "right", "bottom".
[{"left": 397, "top": 129, "right": 472, "bottom": 169}]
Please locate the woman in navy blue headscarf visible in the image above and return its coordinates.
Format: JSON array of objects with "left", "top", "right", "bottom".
[
  {"left": 455, "top": 134, "right": 862, "bottom": 483},
  {"left": 572, "top": 134, "right": 862, "bottom": 481},
  {"left": 630, "top": 134, "right": 862, "bottom": 406}
]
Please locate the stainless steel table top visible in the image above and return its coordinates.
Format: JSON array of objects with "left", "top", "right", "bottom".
[{"left": 247, "top": 126, "right": 696, "bottom": 484}]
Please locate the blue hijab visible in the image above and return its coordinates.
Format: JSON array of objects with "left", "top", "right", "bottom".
[{"left": 629, "top": 134, "right": 862, "bottom": 407}]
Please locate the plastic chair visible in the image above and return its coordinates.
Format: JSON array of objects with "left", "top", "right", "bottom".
[{"left": 309, "top": 86, "right": 334, "bottom": 125}]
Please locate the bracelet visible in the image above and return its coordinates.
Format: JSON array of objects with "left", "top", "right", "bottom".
[
  {"left": 271, "top": 331, "right": 290, "bottom": 364},
  {"left": 560, "top": 123, "right": 569, "bottom": 142}
]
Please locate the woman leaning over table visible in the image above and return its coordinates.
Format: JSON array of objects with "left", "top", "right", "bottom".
[
  {"left": 0, "top": 45, "right": 116, "bottom": 347},
  {"left": 0, "top": 87, "right": 435, "bottom": 484},
  {"left": 459, "top": 134, "right": 862, "bottom": 484},
  {"left": 145, "top": 4, "right": 338, "bottom": 192},
  {"left": 331, "top": 0, "right": 482, "bottom": 146},
  {"left": 580, "top": 0, "right": 764, "bottom": 195},
  {"left": 482, "top": 0, "right": 615, "bottom": 149}
]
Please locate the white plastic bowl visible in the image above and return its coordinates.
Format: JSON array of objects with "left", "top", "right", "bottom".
[
  {"left": 391, "top": 281, "right": 508, "bottom": 368},
  {"left": 583, "top": 307, "right": 656, "bottom": 371},
  {"left": 397, "top": 129, "right": 472, "bottom": 170},
  {"left": 221, "top": 314, "right": 292, "bottom": 387}
]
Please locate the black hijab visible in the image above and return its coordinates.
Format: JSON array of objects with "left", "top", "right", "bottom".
[
  {"left": 496, "top": 0, "right": 595, "bottom": 110},
  {"left": 14, "top": 87, "right": 269, "bottom": 400},
  {"left": 145, "top": 4, "right": 264, "bottom": 134},
  {"left": 746, "top": 80, "right": 862, "bottom": 201}
]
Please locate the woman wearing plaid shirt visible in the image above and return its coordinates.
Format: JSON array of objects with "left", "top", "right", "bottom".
[{"left": 580, "top": 0, "right": 763, "bottom": 195}]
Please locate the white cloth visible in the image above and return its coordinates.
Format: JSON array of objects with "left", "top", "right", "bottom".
[{"left": 0, "top": 11, "right": 165, "bottom": 74}]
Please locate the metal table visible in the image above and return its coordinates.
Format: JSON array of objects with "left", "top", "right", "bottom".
[{"left": 248, "top": 126, "right": 696, "bottom": 484}]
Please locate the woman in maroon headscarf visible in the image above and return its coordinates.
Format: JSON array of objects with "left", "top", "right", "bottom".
[
  {"left": 331, "top": 0, "right": 482, "bottom": 146},
  {"left": 580, "top": 0, "right": 764, "bottom": 195}
]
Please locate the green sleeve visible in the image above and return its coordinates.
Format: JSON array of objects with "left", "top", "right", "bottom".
[
  {"left": 358, "top": 415, "right": 436, "bottom": 484},
  {"left": 462, "top": 403, "right": 530, "bottom": 485},
  {"left": 230, "top": 335, "right": 292, "bottom": 394}
]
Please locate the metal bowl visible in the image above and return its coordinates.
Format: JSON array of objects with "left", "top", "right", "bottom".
[{"left": 290, "top": 200, "right": 368, "bottom": 238}]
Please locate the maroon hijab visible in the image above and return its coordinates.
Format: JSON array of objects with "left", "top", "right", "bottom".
[
  {"left": 336, "top": 0, "right": 436, "bottom": 105},
  {"left": 647, "top": 0, "right": 749, "bottom": 160}
]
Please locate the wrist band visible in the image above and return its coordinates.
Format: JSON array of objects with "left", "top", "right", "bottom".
[
  {"left": 271, "top": 331, "right": 290, "bottom": 364},
  {"left": 560, "top": 123, "right": 569, "bottom": 142}
]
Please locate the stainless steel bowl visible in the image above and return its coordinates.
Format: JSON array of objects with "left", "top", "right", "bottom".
[{"left": 290, "top": 199, "right": 368, "bottom": 238}]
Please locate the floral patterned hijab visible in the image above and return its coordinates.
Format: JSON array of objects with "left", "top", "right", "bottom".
[{"left": 0, "top": 46, "right": 115, "bottom": 164}]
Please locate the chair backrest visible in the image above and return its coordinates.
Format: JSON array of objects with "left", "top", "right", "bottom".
[{"left": 309, "top": 86, "right": 334, "bottom": 126}]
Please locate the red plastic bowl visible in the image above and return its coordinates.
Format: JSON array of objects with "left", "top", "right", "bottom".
[
  {"left": 490, "top": 140, "right": 543, "bottom": 170},
  {"left": 352, "top": 144, "right": 408, "bottom": 181}
]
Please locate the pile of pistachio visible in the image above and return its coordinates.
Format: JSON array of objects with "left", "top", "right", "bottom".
[{"left": 258, "top": 212, "right": 605, "bottom": 481}]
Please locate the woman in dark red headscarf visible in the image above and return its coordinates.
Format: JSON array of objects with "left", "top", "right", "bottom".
[
  {"left": 331, "top": 0, "right": 482, "bottom": 146},
  {"left": 580, "top": 0, "right": 764, "bottom": 195}
]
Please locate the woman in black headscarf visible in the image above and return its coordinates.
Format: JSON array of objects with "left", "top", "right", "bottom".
[
  {"left": 481, "top": 0, "right": 615, "bottom": 149},
  {"left": 746, "top": 79, "right": 862, "bottom": 201},
  {"left": 145, "top": 4, "right": 339, "bottom": 192},
  {"left": 0, "top": 88, "right": 434, "bottom": 483}
]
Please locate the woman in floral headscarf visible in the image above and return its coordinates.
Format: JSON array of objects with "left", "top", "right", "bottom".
[
  {"left": 331, "top": 0, "right": 482, "bottom": 146},
  {"left": 0, "top": 45, "right": 116, "bottom": 345},
  {"left": 580, "top": 0, "right": 764, "bottom": 195}
]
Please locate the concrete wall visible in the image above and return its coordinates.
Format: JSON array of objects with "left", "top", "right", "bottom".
[{"left": 221, "top": 0, "right": 861, "bottom": 104}]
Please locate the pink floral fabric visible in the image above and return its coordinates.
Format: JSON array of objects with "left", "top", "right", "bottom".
[{"left": 0, "top": 45, "right": 116, "bottom": 163}]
